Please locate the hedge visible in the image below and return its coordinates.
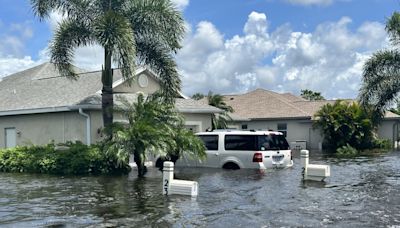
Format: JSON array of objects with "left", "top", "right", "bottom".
[{"left": 0, "top": 142, "right": 131, "bottom": 175}]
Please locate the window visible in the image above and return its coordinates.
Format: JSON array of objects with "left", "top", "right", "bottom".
[
  {"left": 277, "top": 123, "right": 287, "bottom": 138},
  {"left": 198, "top": 135, "right": 218, "bottom": 150},
  {"left": 225, "top": 135, "right": 257, "bottom": 151},
  {"left": 258, "top": 135, "right": 289, "bottom": 150},
  {"left": 241, "top": 124, "right": 248, "bottom": 130}
]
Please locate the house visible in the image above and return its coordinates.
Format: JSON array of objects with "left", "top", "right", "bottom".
[
  {"left": 0, "top": 62, "right": 221, "bottom": 148},
  {"left": 223, "top": 89, "right": 400, "bottom": 150}
]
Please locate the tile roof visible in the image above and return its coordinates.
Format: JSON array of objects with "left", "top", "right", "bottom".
[
  {"left": 223, "top": 88, "right": 400, "bottom": 120},
  {"left": 0, "top": 62, "right": 219, "bottom": 114}
]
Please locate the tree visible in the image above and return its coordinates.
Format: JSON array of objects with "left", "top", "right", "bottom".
[
  {"left": 191, "top": 93, "right": 205, "bottom": 100},
  {"left": 104, "top": 94, "right": 206, "bottom": 177},
  {"left": 31, "top": 0, "right": 185, "bottom": 137},
  {"left": 300, "top": 89, "right": 325, "bottom": 101},
  {"left": 359, "top": 12, "right": 400, "bottom": 121},
  {"left": 207, "top": 91, "right": 234, "bottom": 130},
  {"left": 313, "top": 100, "right": 375, "bottom": 151}
]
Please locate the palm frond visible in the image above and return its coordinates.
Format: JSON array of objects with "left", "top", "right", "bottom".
[
  {"left": 50, "top": 18, "right": 94, "bottom": 78},
  {"left": 386, "top": 12, "right": 400, "bottom": 46},
  {"left": 31, "top": 0, "right": 93, "bottom": 21},
  {"left": 135, "top": 38, "right": 181, "bottom": 102},
  {"left": 359, "top": 49, "right": 400, "bottom": 112},
  {"left": 126, "top": 0, "right": 185, "bottom": 52}
]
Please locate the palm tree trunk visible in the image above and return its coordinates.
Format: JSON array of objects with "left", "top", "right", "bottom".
[
  {"left": 102, "top": 47, "right": 114, "bottom": 138},
  {"left": 134, "top": 151, "right": 147, "bottom": 177}
]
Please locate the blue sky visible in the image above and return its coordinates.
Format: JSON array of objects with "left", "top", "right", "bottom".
[{"left": 0, "top": 0, "right": 398, "bottom": 98}]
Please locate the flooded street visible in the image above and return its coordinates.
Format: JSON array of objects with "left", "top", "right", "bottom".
[{"left": 0, "top": 151, "right": 399, "bottom": 227}]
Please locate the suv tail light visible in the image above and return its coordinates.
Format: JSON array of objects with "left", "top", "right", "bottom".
[{"left": 253, "top": 152, "right": 263, "bottom": 162}]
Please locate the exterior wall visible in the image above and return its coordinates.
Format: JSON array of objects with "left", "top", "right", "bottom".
[
  {"left": 113, "top": 72, "right": 161, "bottom": 94},
  {"left": 236, "top": 119, "right": 322, "bottom": 150},
  {"left": 0, "top": 112, "right": 86, "bottom": 148},
  {"left": 233, "top": 118, "right": 400, "bottom": 150},
  {"left": 377, "top": 120, "right": 399, "bottom": 142},
  {"left": 182, "top": 113, "right": 213, "bottom": 132}
]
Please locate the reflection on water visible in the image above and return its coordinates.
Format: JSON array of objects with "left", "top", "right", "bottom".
[{"left": 0, "top": 151, "right": 399, "bottom": 227}]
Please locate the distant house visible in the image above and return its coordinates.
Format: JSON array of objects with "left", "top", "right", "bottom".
[
  {"left": 0, "top": 63, "right": 221, "bottom": 148},
  {"left": 223, "top": 89, "right": 400, "bottom": 150}
]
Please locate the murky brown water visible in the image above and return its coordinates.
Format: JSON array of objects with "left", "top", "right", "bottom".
[{"left": 0, "top": 151, "right": 399, "bottom": 227}]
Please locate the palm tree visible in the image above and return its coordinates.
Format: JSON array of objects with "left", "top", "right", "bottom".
[
  {"left": 359, "top": 12, "right": 400, "bottom": 122},
  {"left": 31, "top": 0, "right": 185, "bottom": 136},
  {"left": 207, "top": 91, "right": 234, "bottom": 129},
  {"left": 105, "top": 94, "right": 205, "bottom": 177}
]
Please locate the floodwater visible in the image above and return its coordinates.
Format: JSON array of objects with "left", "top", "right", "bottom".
[{"left": 0, "top": 151, "right": 399, "bottom": 227}]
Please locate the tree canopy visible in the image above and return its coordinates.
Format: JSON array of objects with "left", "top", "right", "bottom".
[
  {"left": 359, "top": 12, "right": 400, "bottom": 120},
  {"left": 104, "top": 94, "right": 206, "bottom": 177},
  {"left": 300, "top": 89, "right": 325, "bottom": 101},
  {"left": 313, "top": 100, "right": 375, "bottom": 151},
  {"left": 207, "top": 91, "right": 234, "bottom": 130},
  {"left": 31, "top": 0, "right": 185, "bottom": 134}
]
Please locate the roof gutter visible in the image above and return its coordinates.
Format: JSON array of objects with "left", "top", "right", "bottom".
[
  {"left": 78, "top": 108, "right": 91, "bottom": 145},
  {"left": 0, "top": 106, "right": 71, "bottom": 117}
]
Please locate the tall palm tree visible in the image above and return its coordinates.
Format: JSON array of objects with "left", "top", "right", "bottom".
[
  {"left": 105, "top": 94, "right": 205, "bottom": 177},
  {"left": 31, "top": 0, "right": 185, "bottom": 136},
  {"left": 359, "top": 12, "right": 400, "bottom": 122},
  {"left": 207, "top": 91, "right": 234, "bottom": 129}
]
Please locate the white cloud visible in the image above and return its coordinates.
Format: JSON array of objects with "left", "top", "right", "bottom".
[
  {"left": 171, "top": 0, "right": 189, "bottom": 11},
  {"left": 0, "top": 56, "right": 40, "bottom": 79},
  {"left": 177, "top": 13, "right": 387, "bottom": 99},
  {"left": 285, "top": 0, "right": 333, "bottom": 6}
]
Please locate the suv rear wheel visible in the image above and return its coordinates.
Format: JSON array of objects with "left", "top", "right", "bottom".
[{"left": 222, "top": 162, "right": 240, "bottom": 170}]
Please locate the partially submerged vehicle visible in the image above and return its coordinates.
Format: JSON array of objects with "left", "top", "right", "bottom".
[{"left": 175, "top": 130, "right": 294, "bottom": 170}]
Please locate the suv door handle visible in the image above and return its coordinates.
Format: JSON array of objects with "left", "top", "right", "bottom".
[{"left": 215, "top": 153, "right": 219, "bottom": 156}]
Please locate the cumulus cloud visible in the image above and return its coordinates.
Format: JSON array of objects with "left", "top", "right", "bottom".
[
  {"left": 177, "top": 13, "right": 387, "bottom": 99},
  {"left": 171, "top": 0, "right": 189, "bottom": 11}
]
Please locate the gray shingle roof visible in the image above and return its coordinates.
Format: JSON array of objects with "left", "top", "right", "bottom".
[{"left": 0, "top": 62, "right": 219, "bottom": 114}]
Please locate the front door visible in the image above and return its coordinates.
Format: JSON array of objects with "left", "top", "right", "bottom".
[{"left": 5, "top": 128, "right": 16, "bottom": 148}]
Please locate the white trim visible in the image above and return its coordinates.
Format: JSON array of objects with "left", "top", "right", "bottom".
[
  {"left": 0, "top": 106, "right": 71, "bottom": 117},
  {"left": 95, "top": 67, "right": 147, "bottom": 94},
  {"left": 177, "top": 108, "right": 222, "bottom": 114},
  {"left": 78, "top": 108, "right": 91, "bottom": 145},
  {"left": 185, "top": 121, "right": 202, "bottom": 132}
]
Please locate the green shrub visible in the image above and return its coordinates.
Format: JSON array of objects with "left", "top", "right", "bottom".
[
  {"left": 372, "top": 139, "right": 392, "bottom": 150},
  {"left": 336, "top": 144, "right": 359, "bottom": 157},
  {"left": 314, "top": 100, "right": 376, "bottom": 151},
  {"left": 0, "top": 142, "right": 130, "bottom": 175}
]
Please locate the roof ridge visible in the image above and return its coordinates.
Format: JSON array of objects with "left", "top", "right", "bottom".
[{"left": 264, "top": 90, "right": 311, "bottom": 116}]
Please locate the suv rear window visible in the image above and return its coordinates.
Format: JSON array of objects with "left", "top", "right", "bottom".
[
  {"left": 225, "top": 135, "right": 257, "bottom": 151},
  {"left": 258, "top": 134, "right": 289, "bottom": 150},
  {"left": 224, "top": 134, "right": 289, "bottom": 151},
  {"left": 198, "top": 135, "right": 219, "bottom": 150}
]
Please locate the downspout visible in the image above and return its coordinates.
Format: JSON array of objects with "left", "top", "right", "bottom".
[{"left": 79, "top": 108, "right": 91, "bottom": 145}]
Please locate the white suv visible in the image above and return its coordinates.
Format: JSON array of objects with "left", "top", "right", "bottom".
[{"left": 176, "top": 130, "right": 293, "bottom": 170}]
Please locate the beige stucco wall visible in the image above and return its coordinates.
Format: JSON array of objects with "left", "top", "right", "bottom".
[
  {"left": 235, "top": 119, "right": 322, "bottom": 150},
  {"left": 232, "top": 118, "right": 398, "bottom": 150},
  {"left": 181, "top": 113, "right": 213, "bottom": 132},
  {"left": 377, "top": 120, "right": 399, "bottom": 142},
  {"left": 113, "top": 72, "right": 160, "bottom": 94},
  {"left": 0, "top": 112, "right": 87, "bottom": 148},
  {"left": 0, "top": 110, "right": 214, "bottom": 147}
]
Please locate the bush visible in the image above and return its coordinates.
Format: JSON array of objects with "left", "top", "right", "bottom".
[
  {"left": 0, "top": 142, "right": 131, "bottom": 175},
  {"left": 336, "top": 144, "right": 358, "bottom": 157},
  {"left": 372, "top": 139, "right": 392, "bottom": 150},
  {"left": 314, "top": 100, "right": 375, "bottom": 151}
]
